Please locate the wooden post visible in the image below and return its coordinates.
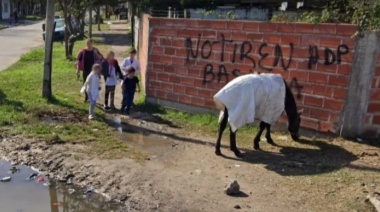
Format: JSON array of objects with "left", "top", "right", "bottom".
[
  {"left": 42, "top": 0, "right": 55, "bottom": 99},
  {"left": 89, "top": 5, "right": 92, "bottom": 38}
]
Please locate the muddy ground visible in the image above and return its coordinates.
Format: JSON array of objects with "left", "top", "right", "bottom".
[
  {"left": 1, "top": 22, "right": 380, "bottom": 212},
  {"left": 1, "top": 111, "right": 380, "bottom": 212}
]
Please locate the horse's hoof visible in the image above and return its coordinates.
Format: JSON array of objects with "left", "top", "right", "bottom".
[
  {"left": 254, "top": 144, "right": 261, "bottom": 150},
  {"left": 267, "top": 140, "right": 276, "bottom": 146},
  {"left": 215, "top": 150, "right": 222, "bottom": 156},
  {"left": 234, "top": 151, "right": 243, "bottom": 158}
]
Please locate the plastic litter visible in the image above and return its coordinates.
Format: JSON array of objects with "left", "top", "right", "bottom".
[
  {"left": 68, "top": 188, "right": 75, "bottom": 194},
  {"left": 9, "top": 166, "right": 20, "bottom": 174},
  {"left": 27, "top": 173, "right": 38, "bottom": 180},
  {"left": 37, "top": 176, "right": 44, "bottom": 182},
  {"left": 66, "top": 178, "right": 73, "bottom": 185},
  {"left": 52, "top": 202, "right": 62, "bottom": 206},
  {"left": 84, "top": 187, "right": 94, "bottom": 194},
  {"left": 43, "top": 182, "right": 51, "bottom": 187},
  {"left": 1, "top": 176, "right": 11, "bottom": 182}
]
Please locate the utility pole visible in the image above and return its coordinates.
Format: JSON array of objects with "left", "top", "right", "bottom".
[
  {"left": 89, "top": 5, "right": 92, "bottom": 38},
  {"left": 42, "top": 0, "right": 55, "bottom": 99}
]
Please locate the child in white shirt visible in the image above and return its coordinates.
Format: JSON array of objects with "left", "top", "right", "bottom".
[{"left": 81, "top": 64, "right": 101, "bottom": 120}]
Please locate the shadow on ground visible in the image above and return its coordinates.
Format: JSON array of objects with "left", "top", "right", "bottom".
[
  {"left": 105, "top": 112, "right": 380, "bottom": 177},
  {"left": 0, "top": 90, "right": 24, "bottom": 110}
]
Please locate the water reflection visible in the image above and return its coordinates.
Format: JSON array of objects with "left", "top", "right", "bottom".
[{"left": 0, "top": 160, "right": 124, "bottom": 212}]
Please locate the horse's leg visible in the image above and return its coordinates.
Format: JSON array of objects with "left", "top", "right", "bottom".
[
  {"left": 229, "top": 128, "right": 242, "bottom": 158},
  {"left": 264, "top": 123, "right": 276, "bottom": 145},
  {"left": 254, "top": 121, "right": 266, "bottom": 150},
  {"left": 215, "top": 108, "right": 228, "bottom": 156}
]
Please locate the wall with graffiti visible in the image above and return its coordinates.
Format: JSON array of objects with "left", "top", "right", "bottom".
[{"left": 140, "top": 15, "right": 370, "bottom": 135}]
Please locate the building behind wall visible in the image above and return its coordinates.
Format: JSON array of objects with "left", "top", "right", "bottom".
[{"left": 1, "top": 0, "right": 11, "bottom": 20}]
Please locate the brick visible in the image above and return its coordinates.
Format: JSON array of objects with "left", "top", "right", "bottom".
[
  {"left": 181, "top": 77, "right": 194, "bottom": 85},
  {"left": 339, "top": 52, "right": 354, "bottom": 63},
  {"left": 231, "top": 32, "right": 247, "bottom": 41},
  {"left": 277, "top": 23, "right": 296, "bottom": 33},
  {"left": 188, "top": 68, "right": 201, "bottom": 77},
  {"left": 175, "top": 84, "right": 185, "bottom": 93},
  {"left": 177, "top": 29, "right": 199, "bottom": 38},
  {"left": 146, "top": 89, "right": 155, "bottom": 97},
  {"left": 185, "top": 87, "right": 198, "bottom": 96},
  {"left": 301, "top": 117, "right": 319, "bottom": 130},
  {"left": 175, "top": 48, "right": 187, "bottom": 57},
  {"left": 328, "top": 75, "right": 348, "bottom": 87},
  {"left": 319, "top": 121, "right": 335, "bottom": 133},
  {"left": 154, "top": 28, "right": 176, "bottom": 36},
  {"left": 185, "top": 19, "right": 199, "bottom": 28},
  {"left": 361, "top": 126, "right": 380, "bottom": 137},
  {"left": 242, "top": 22, "right": 259, "bottom": 32},
  {"left": 281, "top": 35, "right": 301, "bottom": 46},
  {"left": 324, "top": 99, "right": 343, "bottom": 110},
  {"left": 153, "top": 64, "right": 164, "bottom": 71},
  {"left": 164, "top": 65, "right": 175, "bottom": 73},
  {"left": 289, "top": 70, "right": 309, "bottom": 82},
  {"left": 172, "top": 57, "right": 185, "bottom": 65},
  {"left": 337, "top": 64, "right": 351, "bottom": 75},
  {"left": 149, "top": 18, "right": 161, "bottom": 26},
  {"left": 161, "top": 82, "right": 173, "bottom": 91},
  {"left": 212, "top": 21, "right": 228, "bottom": 29},
  {"left": 309, "top": 72, "right": 329, "bottom": 83},
  {"left": 370, "top": 90, "right": 380, "bottom": 100},
  {"left": 179, "top": 94, "right": 191, "bottom": 104},
  {"left": 202, "top": 30, "right": 216, "bottom": 39},
  {"left": 310, "top": 108, "right": 330, "bottom": 121},
  {"left": 166, "top": 92, "right": 179, "bottom": 102},
  {"left": 152, "top": 46, "right": 164, "bottom": 54},
  {"left": 247, "top": 33, "right": 263, "bottom": 42},
  {"left": 227, "top": 22, "right": 243, "bottom": 30},
  {"left": 191, "top": 97, "right": 206, "bottom": 107},
  {"left": 301, "top": 35, "right": 320, "bottom": 46},
  {"left": 264, "top": 35, "right": 282, "bottom": 44},
  {"left": 161, "top": 56, "right": 172, "bottom": 64},
  {"left": 373, "top": 115, "right": 380, "bottom": 125},
  {"left": 363, "top": 114, "right": 373, "bottom": 125},
  {"left": 160, "top": 38, "right": 172, "bottom": 46},
  {"left": 169, "top": 75, "right": 181, "bottom": 83},
  {"left": 156, "top": 90, "right": 167, "bottom": 99},
  {"left": 342, "top": 37, "right": 355, "bottom": 49},
  {"left": 292, "top": 47, "right": 308, "bottom": 59},
  {"left": 313, "top": 85, "right": 333, "bottom": 97},
  {"left": 295, "top": 23, "right": 315, "bottom": 33},
  {"left": 316, "top": 63, "right": 337, "bottom": 73},
  {"left": 157, "top": 72, "right": 169, "bottom": 81},
  {"left": 304, "top": 95, "right": 324, "bottom": 107},
  {"left": 336, "top": 24, "right": 358, "bottom": 36},
  {"left": 368, "top": 102, "right": 380, "bottom": 113},
  {"left": 320, "top": 37, "right": 342, "bottom": 48},
  {"left": 164, "top": 47, "right": 175, "bottom": 55},
  {"left": 172, "top": 39, "right": 185, "bottom": 47},
  {"left": 151, "top": 55, "right": 162, "bottom": 63},
  {"left": 198, "top": 89, "right": 212, "bottom": 98},
  {"left": 333, "top": 88, "right": 347, "bottom": 99},
  {"left": 259, "top": 23, "right": 277, "bottom": 32},
  {"left": 314, "top": 24, "right": 337, "bottom": 35}
]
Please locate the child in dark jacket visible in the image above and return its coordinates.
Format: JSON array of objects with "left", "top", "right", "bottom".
[
  {"left": 121, "top": 66, "right": 140, "bottom": 114},
  {"left": 101, "top": 51, "right": 123, "bottom": 110}
]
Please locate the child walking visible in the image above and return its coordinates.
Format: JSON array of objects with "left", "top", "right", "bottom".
[
  {"left": 101, "top": 51, "right": 123, "bottom": 110},
  {"left": 121, "top": 66, "right": 140, "bottom": 114},
  {"left": 81, "top": 64, "right": 101, "bottom": 120}
]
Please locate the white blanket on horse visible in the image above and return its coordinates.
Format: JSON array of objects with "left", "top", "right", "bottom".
[{"left": 213, "top": 74, "right": 286, "bottom": 132}]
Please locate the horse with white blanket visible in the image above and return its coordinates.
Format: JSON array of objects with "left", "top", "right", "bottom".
[{"left": 213, "top": 73, "right": 302, "bottom": 157}]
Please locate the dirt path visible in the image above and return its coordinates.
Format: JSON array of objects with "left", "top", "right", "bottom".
[{"left": 1, "top": 22, "right": 379, "bottom": 212}]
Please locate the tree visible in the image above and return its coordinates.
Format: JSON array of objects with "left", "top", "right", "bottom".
[{"left": 42, "top": 0, "right": 55, "bottom": 99}]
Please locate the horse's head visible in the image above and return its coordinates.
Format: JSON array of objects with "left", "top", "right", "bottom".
[{"left": 288, "top": 110, "right": 302, "bottom": 141}]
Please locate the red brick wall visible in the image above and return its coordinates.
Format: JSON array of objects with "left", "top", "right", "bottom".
[
  {"left": 363, "top": 53, "right": 380, "bottom": 137},
  {"left": 144, "top": 18, "right": 359, "bottom": 133}
]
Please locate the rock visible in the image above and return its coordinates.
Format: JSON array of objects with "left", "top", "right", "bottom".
[
  {"left": 224, "top": 180, "right": 240, "bottom": 195},
  {"left": 15, "top": 144, "right": 30, "bottom": 151},
  {"left": 234, "top": 205, "right": 241, "bottom": 209}
]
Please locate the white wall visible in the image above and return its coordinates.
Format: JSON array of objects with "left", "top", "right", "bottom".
[{"left": 2, "top": 0, "right": 10, "bottom": 20}]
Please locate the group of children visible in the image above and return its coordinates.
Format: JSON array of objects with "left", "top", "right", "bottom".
[{"left": 81, "top": 49, "right": 140, "bottom": 120}]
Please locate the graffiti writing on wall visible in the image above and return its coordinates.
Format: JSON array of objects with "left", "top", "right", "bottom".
[{"left": 185, "top": 34, "right": 350, "bottom": 85}]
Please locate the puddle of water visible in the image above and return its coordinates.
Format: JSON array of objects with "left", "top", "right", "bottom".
[
  {"left": 112, "top": 115, "right": 173, "bottom": 149},
  {"left": 0, "top": 160, "right": 124, "bottom": 212}
]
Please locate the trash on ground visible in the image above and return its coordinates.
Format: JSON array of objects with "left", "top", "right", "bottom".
[
  {"left": 56, "top": 176, "right": 67, "bottom": 182},
  {"left": 195, "top": 169, "right": 202, "bottom": 174},
  {"left": 224, "top": 180, "right": 240, "bottom": 195},
  {"left": 37, "top": 176, "right": 44, "bottom": 182},
  {"left": 235, "top": 164, "right": 240, "bottom": 168},
  {"left": 66, "top": 178, "right": 73, "bottom": 185},
  {"left": 68, "top": 188, "right": 75, "bottom": 194},
  {"left": 84, "top": 187, "right": 94, "bottom": 194},
  {"left": 9, "top": 166, "right": 20, "bottom": 174},
  {"left": 27, "top": 173, "right": 38, "bottom": 180},
  {"left": 1, "top": 176, "right": 11, "bottom": 182},
  {"left": 43, "top": 182, "right": 51, "bottom": 187},
  {"left": 52, "top": 202, "right": 62, "bottom": 206},
  {"left": 357, "top": 138, "right": 364, "bottom": 142}
]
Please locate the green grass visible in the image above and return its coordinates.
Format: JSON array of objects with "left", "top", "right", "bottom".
[
  {"left": 22, "top": 15, "right": 44, "bottom": 21},
  {"left": 0, "top": 24, "right": 4, "bottom": 28},
  {"left": 0, "top": 39, "right": 142, "bottom": 159}
]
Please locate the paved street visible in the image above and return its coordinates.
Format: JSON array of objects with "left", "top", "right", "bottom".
[{"left": 0, "top": 22, "right": 43, "bottom": 71}]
